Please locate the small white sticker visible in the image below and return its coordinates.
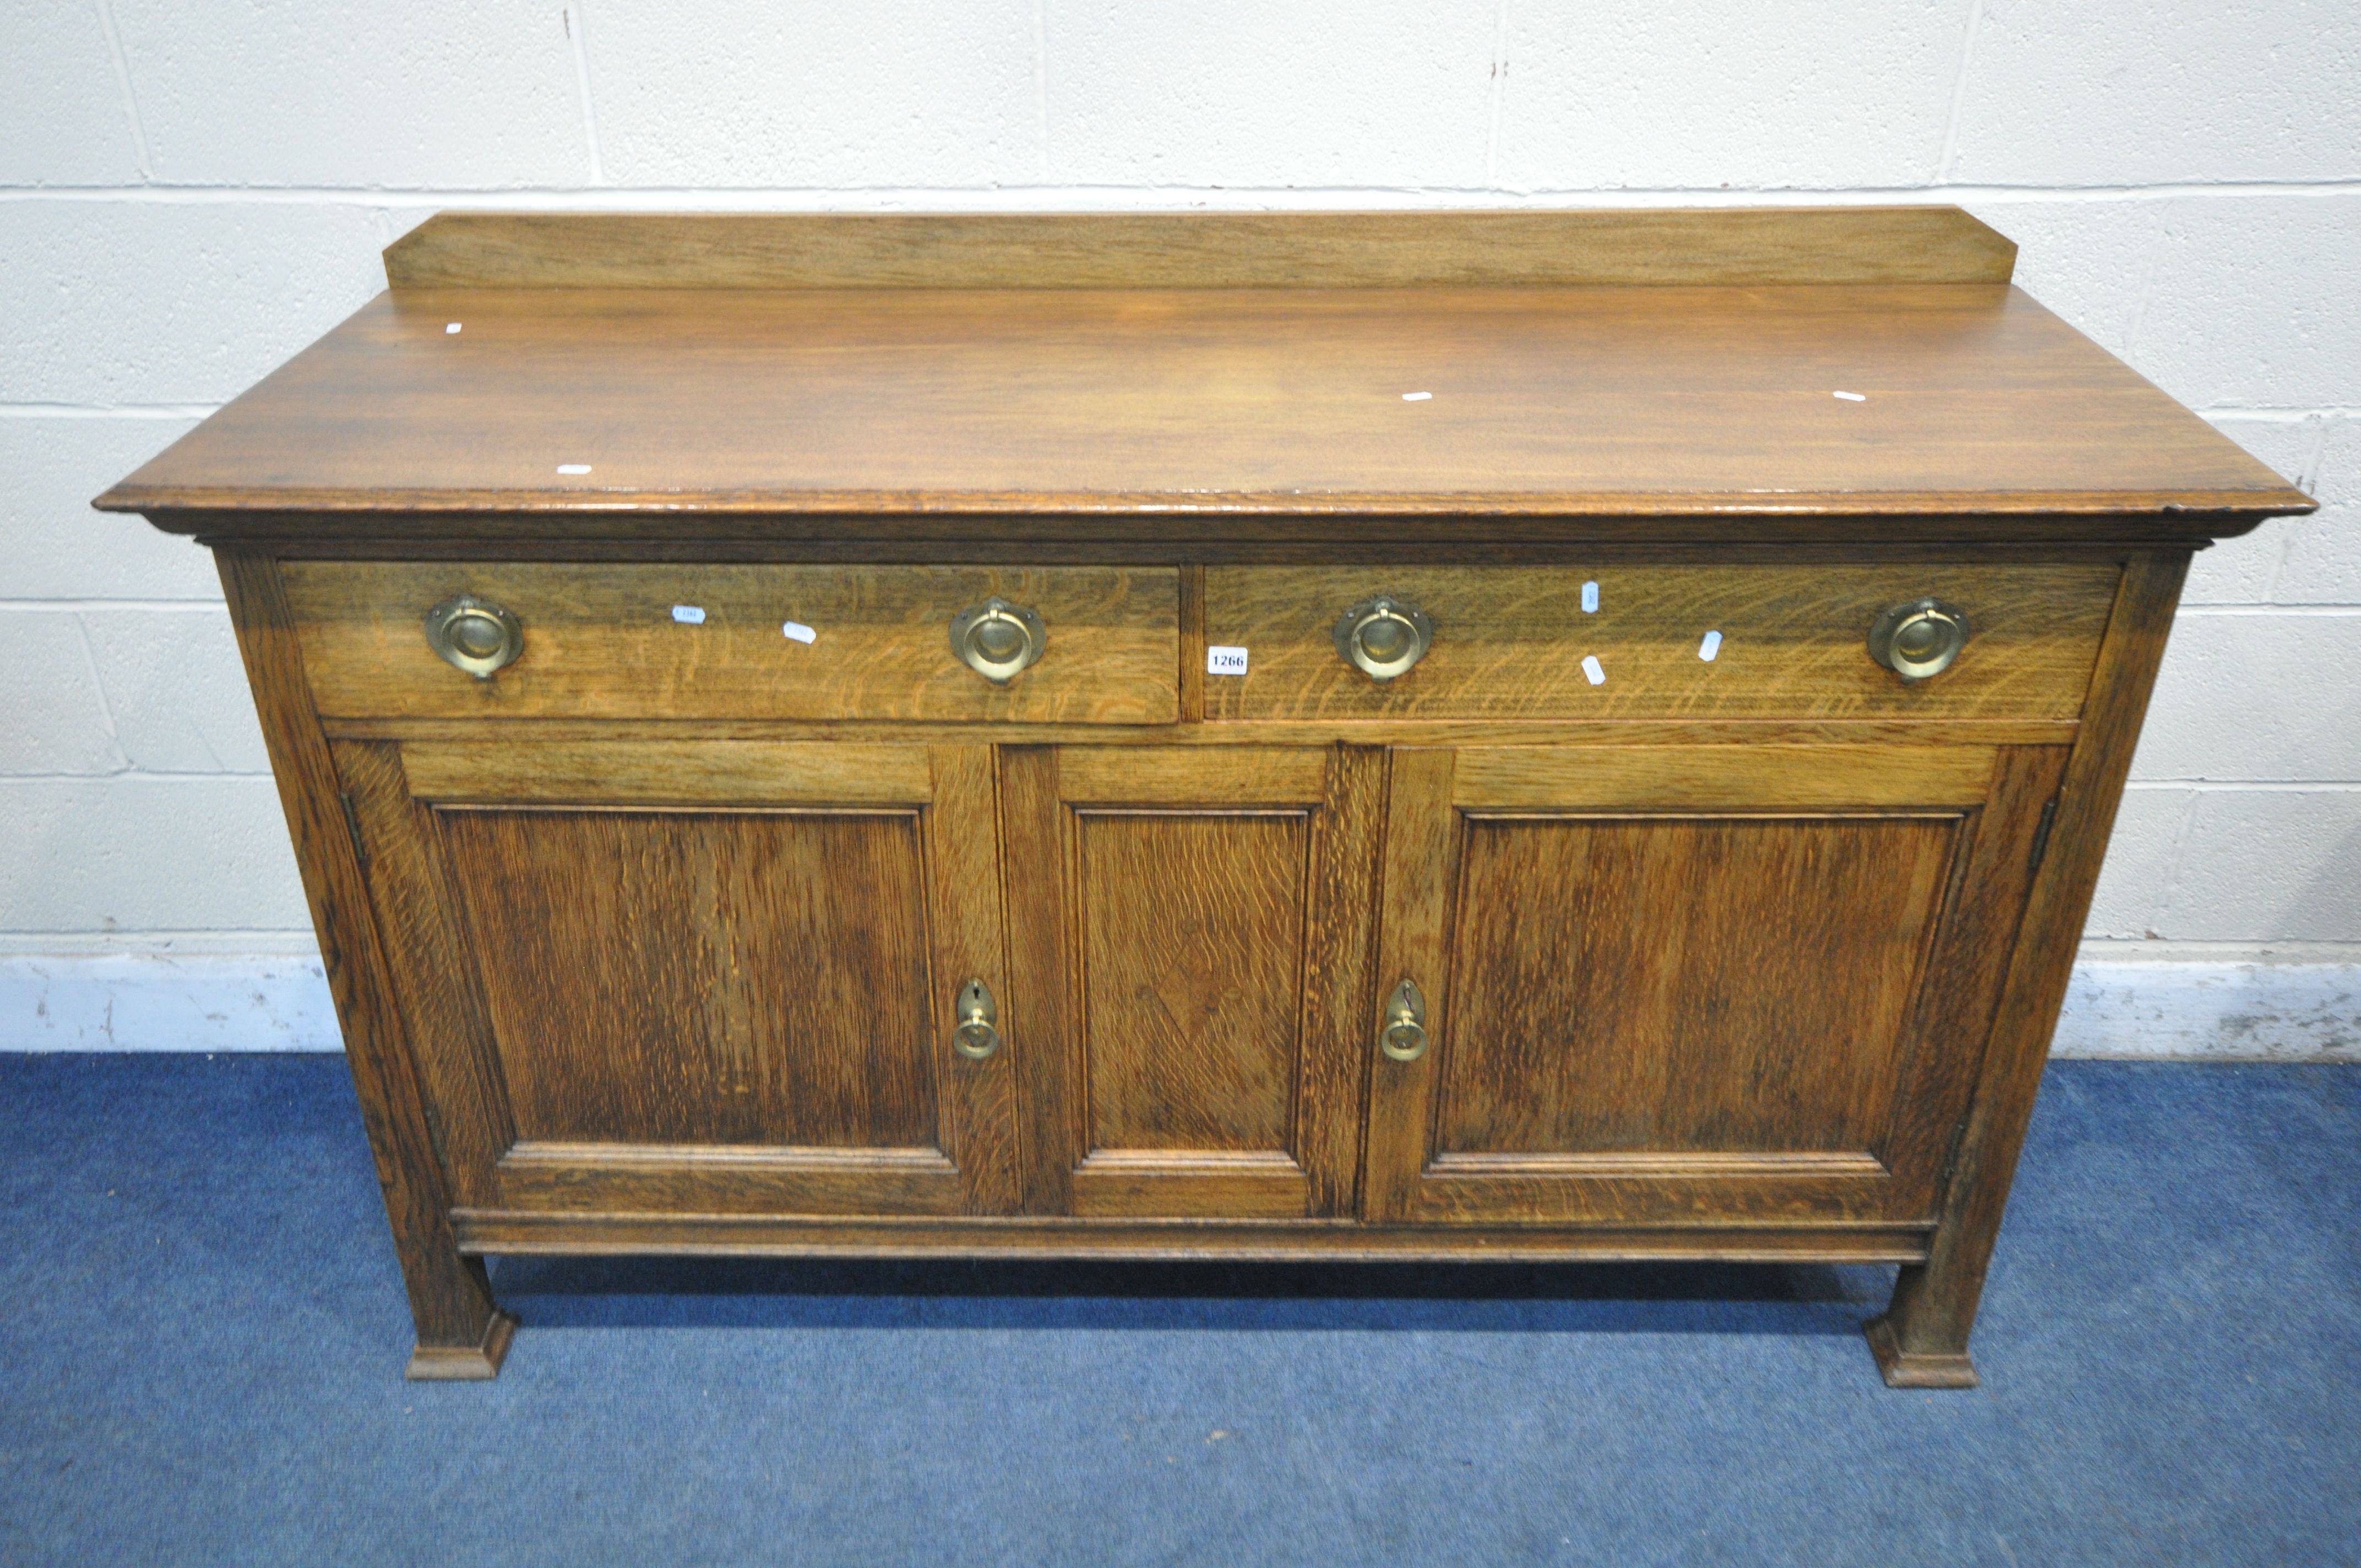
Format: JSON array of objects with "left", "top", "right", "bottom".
[
  {"left": 782, "top": 620, "right": 816, "bottom": 644},
  {"left": 445, "top": 322, "right": 462, "bottom": 334},
  {"left": 1401, "top": 391, "right": 1433, "bottom": 401},
  {"left": 1582, "top": 655, "right": 1606, "bottom": 686},
  {"left": 1833, "top": 390, "right": 1867, "bottom": 402},
  {"left": 1581, "top": 580, "right": 1599, "bottom": 614},
  {"left": 1207, "top": 645, "right": 1250, "bottom": 676},
  {"left": 556, "top": 463, "right": 591, "bottom": 475},
  {"left": 1699, "top": 629, "right": 1722, "bottom": 662},
  {"left": 671, "top": 605, "right": 706, "bottom": 625}
]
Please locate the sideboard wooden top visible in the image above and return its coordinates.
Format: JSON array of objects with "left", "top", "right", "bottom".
[{"left": 99, "top": 209, "right": 2312, "bottom": 540}]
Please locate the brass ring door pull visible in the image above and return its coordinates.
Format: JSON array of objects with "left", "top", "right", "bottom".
[
  {"left": 1334, "top": 595, "right": 1434, "bottom": 682},
  {"left": 1379, "top": 978, "right": 1429, "bottom": 1063},
  {"left": 423, "top": 595, "right": 524, "bottom": 679},
  {"left": 953, "top": 978, "right": 1002, "bottom": 1060},
  {"left": 1868, "top": 598, "right": 1970, "bottom": 683},
  {"left": 950, "top": 597, "right": 1047, "bottom": 683}
]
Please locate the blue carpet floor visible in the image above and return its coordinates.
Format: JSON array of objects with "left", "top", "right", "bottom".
[{"left": 1, "top": 1057, "right": 2354, "bottom": 1566}]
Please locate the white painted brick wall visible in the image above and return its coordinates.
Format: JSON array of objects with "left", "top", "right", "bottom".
[
  {"left": 591, "top": 1, "right": 1040, "bottom": 187},
  {"left": 2, "top": 2, "right": 2356, "bottom": 1051},
  {"left": 1498, "top": 2, "right": 1966, "bottom": 188},
  {"left": 1050, "top": 4, "right": 1499, "bottom": 187},
  {"left": 0, "top": 1, "right": 146, "bottom": 187},
  {"left": 0, "top": 779, "right": 309, "bottom": 936},
  {"left": 109, "top": 0, "right": 586, "bottom": 188},
  {"left": 1, "top": 417, "right": 214, "bottom": 597},
  {"left": 1949, "top": 0, "right": 2361, "bottom": 184}
]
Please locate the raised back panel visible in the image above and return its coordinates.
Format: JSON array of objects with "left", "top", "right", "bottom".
[
  {"left": 1439, "top": 814, "right": 1961, "bottom": 1158},
  {"left": 383, "top": 207, "right": 2017, "bottom": 291},
  {"left": 438, "top": 808, "right": 938, "bottom": 1148},
  {"left": 1076, "top": 812, "right": 1312, "bottom": 1156}
]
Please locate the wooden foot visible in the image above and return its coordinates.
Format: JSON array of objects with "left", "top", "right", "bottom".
[
  {"left": 1864, "top": 1314, "right": 1978, "bottom": 1389},
  {"left": 406, "top": 1309, "right": 519, "bottom": 1381}
]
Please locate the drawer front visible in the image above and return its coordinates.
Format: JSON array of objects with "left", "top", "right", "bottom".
[
  {"left": 1204, "top": 564, "right": 2118, "bottom": 722},
  {"left": 285, "top": 563, "right": 1179, "bottom": 723}
]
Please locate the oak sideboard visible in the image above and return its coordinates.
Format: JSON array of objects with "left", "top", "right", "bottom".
[{"left": 96, "top": 208, "right": 2314, "bottom": 1385}]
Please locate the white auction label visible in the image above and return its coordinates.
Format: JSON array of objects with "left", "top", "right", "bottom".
[{"left": 1206, "top": 645, "right": 1250, "bottom": 675}]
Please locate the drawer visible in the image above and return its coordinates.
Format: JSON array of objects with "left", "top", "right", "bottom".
[
  {"left": 284, "top": 563, "right": 1178, "bottom": 723},
  {"left": 1203, "top": 564, "right": 2119, "bottom": 722}
]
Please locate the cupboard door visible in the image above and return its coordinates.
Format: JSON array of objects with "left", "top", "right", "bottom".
[
  {"left": 335, "top": 739, "right": 1019, "bottom": 1217},
  {"left": 1363, "top": 744, "right": 2064, "bottom": 1227},
  {"left": 1000, "top": 747, "right": 1385, "bottom": 1219}
]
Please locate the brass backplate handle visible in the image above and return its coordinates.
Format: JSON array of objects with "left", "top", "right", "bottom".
[
  {"left": 1334, "top": 595, "right": 1434, "bottom": 682},
  {"left": 1380, "top": 977, "right": 1429, "bottom": 1063},
  {"left": 1867, "top": 597, "right": 1971, "bottom": 683},
  {"left": 950, "top": 597, "right": 1047, "bottom": 683},
  {"left": 423, "top": 594, "right": 525, "bottom": 679},
  {"left": 953, "top": 977, "right": 1002, "bottom": 1060}
]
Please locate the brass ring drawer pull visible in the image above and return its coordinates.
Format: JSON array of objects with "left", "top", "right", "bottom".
[
  {"left": 950, "top": 597, "right": 1047, "bottom": 683},
  {"left": 1379, "top": 978, "right": 1429, "bottom": 1063},
  {"left": 953, "top": 978, "right": 1002, "bottom": 1060},
  {"left": 423, "top": 595, "right": 524, "bottom": 679},
  {"left": 1868, "top": 597, "right": 1971, "bottom": 682},
  {"left": 1334, "top": 595, "right": 1434, "bottom": 682}
]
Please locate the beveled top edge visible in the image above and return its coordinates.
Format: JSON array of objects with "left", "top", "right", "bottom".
[
  {"left": 380, "top": 206, "right": 2019, "bottom": 291},
  {"left": 97, "top": 485, "right": 2315, "bottom": 522}
]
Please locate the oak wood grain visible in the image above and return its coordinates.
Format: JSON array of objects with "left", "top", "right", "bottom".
[
  {"left": 443, "top": 807, "right": 945, "bottom": 1151},
  {"left": 495, "top": 1142, "right": 964, "bottom": 1216},
  {"left": 382, "top": 208, "right": 2020, "bottom": 291},
  {"left": 451, "top": 1208, "right": 1935, "bottom": 1264},
  {"left": 1450, "top": 744, "right": 1998, "bottom": 810},
  {"left": 1178, "top": 564, "right": 1208, "bottom": 723},
  {"left": 1295, "top": 745, "right": 1386, "bottom": 1217},
  {"left": 1361, "top": 748, "right": 1460, "bottom": 1223},
  {"left": 327, "top": 715, "right": 2086, "bottom": 750},
  {"left": 1055, "top": 745, "right": 1328, "bottom": 806},
  {"left": 158, "top": 510, "right": 2291, "bottom": 552},
  {"left": 215, "top": 552, "right": 514, "bottom": 1375},
  {"left": 1357, "top": 739, "right": 2074, "bottom": 1231},
  {"left": 1873, "top": 745, "right": 2069, "bottom": 1220},
  {"left": 334, "top": 739, "right": 515, "bottom": 1206},
  {"left": 926, "top": 744, "right": 1023, "bottom": 1215},
  {"left": 1069, "top": 1151, "right": 1309, "bottom": 1221},
  {"left": 1077, "top": 811, "right": 1310, "bottom": 1159},
  {"left": 1206, "top": 564, "right": 2119, "bottom": 722},
  {"left": 1435, "top": 814, "right": 1958, "bottom": 1160},
  {"left": 1869, "top": 552, "right": 2194, "bottom": 1387},
  {"left": 998, "top": 747, "right": 1077, "bottom": 1215},
  {"left": 399, "top": 740, "right": 934, "bottom": 807},
  {"left": 282, "top": 562, "right": 1178, "bottom": 724},
  {"left": 1014, "top": 746, "right": 1379, "bottom": 1221},
  {"left": 97, "top": 285, "right": 2310, "bottom": 525},
  {"left": 1405, "top": 1171, "right": 1898, "bottom": 1226},
  {"left": 1427, "top": 1151, "right": 1887, "bottom": 1178}
]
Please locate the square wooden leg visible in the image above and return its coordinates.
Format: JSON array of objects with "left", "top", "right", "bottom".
[
  {"left": 407, "top": 1298, "right": 519, "bottom": 1381},
  {"left": 1864, "top": 1280, "right": 1980, "bottom": 1389}
]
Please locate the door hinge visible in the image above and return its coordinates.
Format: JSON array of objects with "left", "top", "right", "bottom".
[
  {"left": 339, "top": 790, "right": 371, "bottom": 870},
  {"left": 2027, "top": 797, "right": 2060, "bottom": 876}
]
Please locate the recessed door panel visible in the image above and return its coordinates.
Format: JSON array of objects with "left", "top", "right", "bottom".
[
  {"left": 440, "top": 808, "right": 937, "bottom": 1149},
  {"left": 1364, "top": 744, "right": 2064, "bottom": 1227},
  {"left": 336, "top": 738, "right": 1018, "bottom": 1218},
  {"left": 1077, "top": 810, "right": 1309, "bottom": 1154},
  {"left": 1440, "top": 814, "right": 1958, "bottom": 1159}
]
